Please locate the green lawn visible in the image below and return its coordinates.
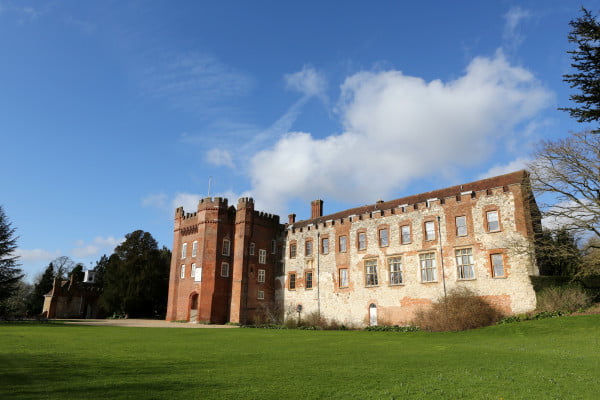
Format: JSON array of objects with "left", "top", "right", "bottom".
[{"left": 1, "top": 316, "right": 599, "bottom": 400}]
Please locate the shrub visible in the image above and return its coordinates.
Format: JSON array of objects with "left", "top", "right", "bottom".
[
  {"left": 411, "top": 287, "right": 504, "bottom": 331},
  {"left": 536, "top": 285, "right": 592, "bottom": 313},
  {"left": 364, "top": 325, "right": 420, "bottom": 332}
]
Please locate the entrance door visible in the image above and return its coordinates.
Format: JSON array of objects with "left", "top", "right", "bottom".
[
  {"left": 369, "top": 303, "right": 377, "bottom": 326},
  {"left": 190, "top": 294, "right": 199, "bottom": 322}
]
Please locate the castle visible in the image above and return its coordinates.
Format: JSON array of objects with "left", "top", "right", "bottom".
[{"left": 166, "top": 170, "right": 540, "bottom": 326}]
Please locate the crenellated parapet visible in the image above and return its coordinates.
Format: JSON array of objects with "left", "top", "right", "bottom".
[{"left": 198, "top": 196, "right": 229, "bottom": 211}]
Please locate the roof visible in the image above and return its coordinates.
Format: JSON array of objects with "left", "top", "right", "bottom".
[{"left": 290, "top": 170, "right": 529, "bottom": 229}]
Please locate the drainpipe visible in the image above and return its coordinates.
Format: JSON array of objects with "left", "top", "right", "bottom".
[
  {"left": 317, "top": 232, "right": 321, "bottom": 316},
  {"left": 437, "top": 216, "right": 448, "bottom": 302}
]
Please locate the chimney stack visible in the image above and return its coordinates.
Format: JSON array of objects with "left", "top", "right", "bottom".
[
  {"left": 311, "top": 199, "right": 323, "bottom": 219},
  {"left": 288, "top": 213, "right": 296, "bottom": 224}
]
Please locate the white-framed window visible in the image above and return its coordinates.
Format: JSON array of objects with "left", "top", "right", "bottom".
[
  {"left": 289, "top": 243, "right": 297, "bottom": 258},
  {"left": 258, "top": 268, "right": 265, "bottom": 283},
  {"left": 425, "top": 221, "right": 436, "bottom": 241},
  {"left": 181, "top": 243, "right": 187, "bottom": 259},
  {"left": 221, "top": 262, "right": 230, "bottom": 278},
  {"left": 401, "top": 225, "right": 411, "bottom": 244},
  {"left": 491, "top": 253, "right": 505, "bottom": 277},
  {"left": 305, "top": 271, "right": 313, "bottom": 289},
  {"left": 379, "top": 228, "right": 389, "bottom": 247},
  {"left": 365, "top": 259, "right": 378, "bottom": 286},
  {"left": 288, "top": 273, "right": 296, "bottom": 290},
  {"left": 249, "top": 242, "right": 255, "bottom": 255},
  {"left": 180, "top": 264, "right": 185, "bottom": 279},
  {"left": 456, "top": 248, "right": 475, "bottom": 279},
  {"left": 321, "top": 237, "right": 329, "bottom": 254},
  {"left": 339, "top": 236, "right": 347, "bottom": 252},
  {"left": 358, "top": 232, "right": 367, "bottom": 250},
  {"left": 305, "top": 240, "right": 313, "bottom": 256},
  {"left": 192, "top": 241, "right": 198, "bottom": 257},
  {"left": 456, "top": 216, "right": 467, "bottom": 237},
  {"left": 420, "top": 252, "right": 437, "bottom": 282},
  {"left": 388, "top": 256, "right": 403, "bottom": 285},
  {"left": 339, "top": 268, "right": 348, "bottom": 288},
  {"left": 195, "top": 266, "right": 203, "bottom": 282},
  {"left": 191, "top": 263, "right": 196, "bottom": 278},
  {"left": 259, "top": 249, "right": 267, "bottom": 264},
  {"left": 271, "top": 240, "right": 277, "bottom": 254},
  {"left": 222, "top": 239, "right": 231, "bottom": 256},
  {"left": 257, "top": 290, "right": 265, "bottom": 300},
  {"left": 487, "top": 211, "right": 500, "bottom": 232}
]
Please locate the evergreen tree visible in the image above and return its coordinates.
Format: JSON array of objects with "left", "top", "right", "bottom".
[
  {"left": 536, "top": 228, "right": 582, "bottom": 277},
  {"left": 0, "top": 205, "right": 23, "bottom": 310},
  {"left": 69, "top": 264, "right": 85, "bottom": 282},
  {"left": 100, "top": 231, "right": 171, "bottom": 318},
  {"left": 559, "top": 7, "right": 600, "bottom": 126}
]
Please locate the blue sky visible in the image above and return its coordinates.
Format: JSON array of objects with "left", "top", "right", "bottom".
[{"left": 1, "top": 0, "right": 598, "bottom": 281}]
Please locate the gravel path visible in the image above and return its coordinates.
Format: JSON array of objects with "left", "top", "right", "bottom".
[{"left": 59, "top": 319, "right": 238, "bottom": 328}]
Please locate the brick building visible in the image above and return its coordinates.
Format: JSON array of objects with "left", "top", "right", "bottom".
[{"left": 166, "top": 170, "right": 540, "bottom": 326}]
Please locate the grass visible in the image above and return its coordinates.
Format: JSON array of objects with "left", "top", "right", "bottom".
[{"left": 1, "top": 316, "right": 600, "bottom": 399}]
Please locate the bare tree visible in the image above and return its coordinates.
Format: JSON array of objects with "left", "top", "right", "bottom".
[{"left": 528, "top": 130, "right": 600, "bottom": 245}]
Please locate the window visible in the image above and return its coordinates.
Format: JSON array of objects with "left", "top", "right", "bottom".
[
  {"left": 305, "top": 240, "right": 313, "bottom": 257},
  {"left": 195, "top": 266, "right": 202, "bottom": 282},
  {"left": 259, "top": 249, "right": 267, "bottom": 264},
  {"left": 221, "top": 262, "right": 230, "bottom": 278},
  {"left": 455, "top": 248, "right": 475, "bottom": 279},
  {"left": 487, "top": 211, "right": 500, "bottom": 231},
  {"left": 180, "top": 264, "right": 185, "bottom": 279},
  {"left": 456, "top": 216, "right": 467, "bottom": 237},
  {"left": 191, "top": 263, "right": 196, "bottom": 278},
  {"left": 379, "top": 228, "right": 389, "bottom": 247},
  {"left": 181, "top": 243, "right": 187, "bottom": 259},
  {"left": 339, "top": 268, "right": 349, "bottom": 288},
  {"left": 257, "top": 290, "right": 265, "bottom": 300},
  {"left": 491, "top": 254, "right": 505, "bottom": 277},
  {"left": 271, "top": 240, "right": 277, "bottom": 254},
  {"left": 222, "top": 239, "right": 231, "bottom": 256},
  {"left": 358, "top": 232, "right": 367, "bottom": 250},
  {"left": 388, "top": 257, "right": 403, "bottom": 285},
  {"left": 365, "top": 259, "right": 379, "bottom": 286},
  {"left": 339, "top": 236, "right": 347, "bottom": 252},
  {"left": 192, "top": 241, "right": 198, "bottom": 257},
  {"left": 425, "top": 221, "right": 436, "bottom": 241},
  {"left": 419, "top": 252, "right": 437, "bottom": 282},
  {"left": 321, "top": 237, "right": 329, "bottom": 254},
  {"left": 401, "top": 225, "right": 411, "bottom": 244},
  {"left": 305, "top": 271, "right": 313, "bottom": 289},
  {"left": 289, "top": 243, "right": 297, "bottom": 258},
  {"left": 258, "top": 269, "right": 265, "bottom": 283},
  {"left": 249, "top": 242, "right": 255, "bottom": 255},
  {"left": 289, "top": 273, "right": 296, "bottom": 290}
]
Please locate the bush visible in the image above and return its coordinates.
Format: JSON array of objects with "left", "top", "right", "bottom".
[
  {"left": 536, "top": 285, "right": 592, "bottom": 313},
  {"left": 411, "top": 287, "right": 504, "bottom": 331},
  {"left": 364, "top": 325, "right": 420, "bottom": 332}
]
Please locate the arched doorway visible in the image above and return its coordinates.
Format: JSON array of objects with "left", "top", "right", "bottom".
[
  {"left": 189, "top": 293, "right": 199, "bottom": 322},
  {"left": 369, "top": 303, "right": 377, "bottom": 326}
]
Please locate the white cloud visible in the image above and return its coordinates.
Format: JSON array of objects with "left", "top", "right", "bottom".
[
  {"left": 71, "top": 236, "right": 124, "bottom": 259},
  {"left": 478, "top": 157, "right": 531, "bottom": 180},
  {"left": 503, "top": 6, "right": 531, "bottom": 51},
  {"left": 206, "top": 148, "right": 235, "bottom": 168},
  {"left": 142, "top": 193, "right": 168, "bottom": 208},
  {"left": 285, "top": 65, "right": 327, "bottom": 101},
  {"left": 15, "top": 248, "right": 61, "bottom": 264},
  {"left": 249, "top": 51, "right": 553, "bottom": 213},
  {"left": 141, "top": 52, "right": 254, "bottom": 110}
]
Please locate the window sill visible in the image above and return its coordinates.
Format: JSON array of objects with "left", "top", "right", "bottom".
[
  {"left": 421, "top": 280, "right": 438, "bottom": 284},
  {"left": 457, "top": 278, "right": 476, "bottom": 281},
  {"left": 389, "top": 283, "right": 405, "bottom": 287}
]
